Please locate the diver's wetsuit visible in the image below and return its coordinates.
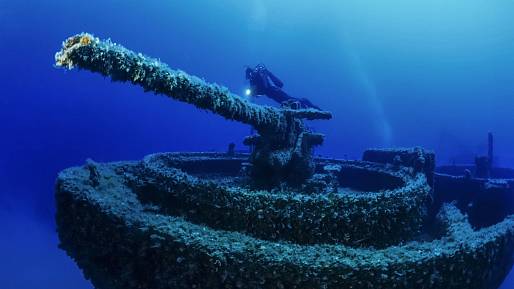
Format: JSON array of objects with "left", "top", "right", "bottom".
[{"left": 245, "top": 64, "right": 321, "bottom": 110}]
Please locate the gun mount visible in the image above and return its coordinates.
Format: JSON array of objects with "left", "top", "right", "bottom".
[{"left": 56, "top": 33, "right": 331, "bottom": 187}]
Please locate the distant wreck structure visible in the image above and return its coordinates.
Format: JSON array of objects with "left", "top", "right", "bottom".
[
  {"left": 55, "top": 33, "right": 514, "bottom": 289},
  {"left": 435, "top": 133, "right": 514, "bottom": 229}
]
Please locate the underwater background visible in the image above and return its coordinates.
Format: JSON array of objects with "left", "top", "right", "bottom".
[{"left": 1, "top": 0, "right": 514, "bottom": 288}]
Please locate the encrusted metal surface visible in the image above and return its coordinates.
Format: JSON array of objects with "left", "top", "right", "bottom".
[{"left": 55, "top": 153, "right": 514, "bottom": 289}]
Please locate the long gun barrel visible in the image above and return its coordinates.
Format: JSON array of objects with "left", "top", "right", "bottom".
[
  {"left": 55, "top": 33, "right": 331, "bottom": 134},
  {"left": 55, "top": 33, "right": 332, "bottom": 187}
]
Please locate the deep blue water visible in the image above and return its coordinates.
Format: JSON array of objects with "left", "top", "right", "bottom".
[{"left": 1, "top": 0, "right": 513, "bottom": 288}]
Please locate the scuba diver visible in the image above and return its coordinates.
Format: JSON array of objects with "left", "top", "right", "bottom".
[{"left": 245, "top": 64, "right": 321, "bottom": 110}]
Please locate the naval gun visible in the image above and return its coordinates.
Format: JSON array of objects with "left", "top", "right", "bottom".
[{"left": 55, "top": 33, "right": 331, "bottom": 188}]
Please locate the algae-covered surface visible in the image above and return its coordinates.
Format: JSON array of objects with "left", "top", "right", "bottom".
[{"left": 55, "top": 153, "right": 514, "bottom": 289}]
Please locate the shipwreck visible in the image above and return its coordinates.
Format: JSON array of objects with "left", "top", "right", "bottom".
[{"left": 54, "top": 33, "right": 514, "bottom": 289}]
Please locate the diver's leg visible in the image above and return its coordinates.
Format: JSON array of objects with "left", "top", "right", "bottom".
[
  {"left": 267, "top": 87, "right": 292, "bottom": 104},
  {"left": 267, "top": 88, "right": 321, "bottom": 110},
  {"left": 298, "top": 98, "right": 321, "bottom": 110}
]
